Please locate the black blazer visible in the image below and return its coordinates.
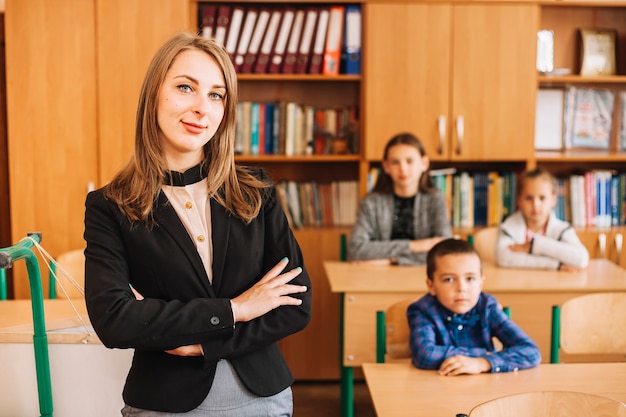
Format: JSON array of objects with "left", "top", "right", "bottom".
[{"left": 84, "top": 169, "right": 312, "bottom": 413}]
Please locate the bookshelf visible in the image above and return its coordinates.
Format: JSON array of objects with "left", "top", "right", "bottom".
[
  {"left": 534, "top": 2, "right": 626, "bottom": 267},
  {"left": 5, "top": 0, "right": 626, "bottom": 381}
]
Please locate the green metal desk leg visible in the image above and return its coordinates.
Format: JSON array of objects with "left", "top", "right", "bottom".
[
  {"left": 0, "top": 268, "right": 6, "bottom": 300},
  {"left": 0, "top": 233, "right": 53, "bottom": 417},
  {"left": 339, "top": 293, "right": 353, "bottom": 417}
]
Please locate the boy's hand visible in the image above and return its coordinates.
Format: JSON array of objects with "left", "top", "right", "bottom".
[
  {"left": 438, "top": 355, "right": 491, "bottom": 376},
  {"left": 559, "top": 264, "right": 584, "bottom": 272}
]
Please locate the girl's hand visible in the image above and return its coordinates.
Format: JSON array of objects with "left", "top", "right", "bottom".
[
  {"left": 508, "top": 242, "right": 531, "bottom": 253},
  {"left": 231, "top": 258, "right": 307, "bottom": 323}
]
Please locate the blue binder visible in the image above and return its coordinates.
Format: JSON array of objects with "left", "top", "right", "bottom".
[{"left": 342, "top": 5, "right": 361, "bottom": 75}]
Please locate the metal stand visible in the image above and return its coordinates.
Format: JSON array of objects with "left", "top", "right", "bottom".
[{"left": 0, "top": 232, "right": 53, "bottom": 417}]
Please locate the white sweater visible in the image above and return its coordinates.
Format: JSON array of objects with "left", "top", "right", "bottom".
[{"left": 496, "top": 211, "right": 589, "bottom": 270}]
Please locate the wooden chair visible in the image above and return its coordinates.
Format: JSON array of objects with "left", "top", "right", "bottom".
[
  {"left": 550, "top": 292, "right": 626, "bottom": 363},
  {"left": 466, "top": 391, "right": 626, "bottom": 417},
  {"left": 376, "top": 301, "right": 511, "bottom": 363},
  {"left": 49, "top": 248, "right": 85, "bottom": 299},
  {"left": 472, "top": 226, "right": 499, "bottom": 264},
  {"left": 375, "top": 298, "right": 416, "bottom": 363}
]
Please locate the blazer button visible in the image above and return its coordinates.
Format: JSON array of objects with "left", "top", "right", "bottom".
[{"left": 210, "top": 316, "right": 220, "bottom": 325}]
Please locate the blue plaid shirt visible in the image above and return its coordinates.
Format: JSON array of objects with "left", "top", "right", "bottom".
[{"left": 407, "top": 293, "right": 541, "bottom": 373}]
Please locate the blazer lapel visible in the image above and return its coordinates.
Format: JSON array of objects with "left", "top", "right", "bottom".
[
  {"left": 153, "top": 192, "right": 216, "bottom": 297},
  {"left": 210, "top": 198, "right": 230, "bottom": 294}
]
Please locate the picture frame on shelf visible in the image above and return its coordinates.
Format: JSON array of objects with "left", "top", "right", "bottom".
[{"left": 578, "top": 28, "right": 617, "bottom": 76}]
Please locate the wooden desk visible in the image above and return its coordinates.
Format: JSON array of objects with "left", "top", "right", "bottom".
[
  {"left": 363, "top": 362, "right": 626, "bottom": 417},
  {"left": 0, "top": 299, "right": 132, "bottom": 416},
  {"left": 325, "top": 259, "right": 626, "bottom": 417}
]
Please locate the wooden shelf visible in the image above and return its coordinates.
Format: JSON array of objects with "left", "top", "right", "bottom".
[
  {"left": 235, "top": 154, "right": 361, "bottom": 162},
  {"left": 535, "top": 151, "right": 626, "bottom": 162},
  {"left": 237, "top": 74, "right": 361, "bottom": 82},
  {"left": 538, "top": 75, "right": 626, "bottom": 84}
]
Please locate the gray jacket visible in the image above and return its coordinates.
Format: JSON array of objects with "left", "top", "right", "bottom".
[{"left": 348, "top": 191, "right": 452, "bottom": 265}]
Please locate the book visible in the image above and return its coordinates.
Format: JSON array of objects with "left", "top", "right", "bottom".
[
  {"left": 619, "top": 92, "right": 626, "bottom": 151},
  {"left": 323, "top": 6, "right": 344, "bottom": 75},
  {"left": 268, "top": 7, "right": 295, "bottom": 74},
  {"left": 342, "top": 5, "right": 361, "bottom": 75},
  {"left": 200, "top": 4, "right": 217, "bottom": 40},
  {"left": 254, "top": 9, "right": 283, "bottom": 73},
  {"left": 294, "top": 8, "right": 319, "bottom": 74},
  {"left": 534, "top": 88, "right": 564, "bottom": 150},
  {"left": 233, "top": 8, "right": 258, "bottom": 72},
  {"left": 567, "top": 87, "right": 615, "bottom": 149},
  {"left": 282, "top": 9, "right": 305, "bottom": 73},
  {"left": 241, "top": 8, "right": 271, "bottom": 73},
  {"left": 224, "top": 6, "right": 245, "bottom": 64},
  {"left": 309, "top": 7, "right": 330, "bottom": 74}
]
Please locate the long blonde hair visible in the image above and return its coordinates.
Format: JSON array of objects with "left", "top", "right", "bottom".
[{"left": 104, "top": 32, "right": 268, "bottom": 224}]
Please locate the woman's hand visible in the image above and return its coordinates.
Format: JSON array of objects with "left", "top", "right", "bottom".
[
  {"left": 231, "top": 257, "right": 307, "bottom": 323},
  {"left": 165, "top": 344, "right": 204, "bottom": 357}
]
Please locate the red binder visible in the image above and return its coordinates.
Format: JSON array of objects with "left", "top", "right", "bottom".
[
  {"left": 308, "top": 7, "right": 330, "bottom": 74},
  {"left": 200, "top": 4, "right": 217, "bottom": 40},
  {"left": 254, "top": 8, "right": 283, "bottom": 73},
  {"left": 241, "top": 8, "right": 271, "bottom": 73},
  {"left": 268, "top": 7, "right": 295, "bottom": 74},
  {"left": 294, "top": 8, "right": 319, "bottom": 74},
  {"left": 224, "top": 6, "right": 245, "bottom": 64},
  {"left": 214, "top": 5, "right": 231, "bottom": 47},
  {"left": 233, "top": 8, "right": 258, "bottom": 72},
  {"left": 281, "top": 9, "right": 305, "bottom": 74}
]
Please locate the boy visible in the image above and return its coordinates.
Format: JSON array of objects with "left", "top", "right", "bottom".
[
  {"left": 408, "top": 238, "right": 541, "bottom": 376},
  {"left": 496, "top": 168, "right": 589, "bottom": 271}
]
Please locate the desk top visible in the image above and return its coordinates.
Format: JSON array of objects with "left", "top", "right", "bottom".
[
  {"left": 0, "top": 299, "right": 98, "bottom": 344},
  {"left": 325, "top": 259, "right": 626, "bottom": 293},
  {"left": 363, "top": 362, "right": 626, "bottom": 417}
]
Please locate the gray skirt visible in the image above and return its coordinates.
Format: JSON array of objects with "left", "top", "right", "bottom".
[{"left": 121, "top": 359, "right": 293, "bottom": 417}]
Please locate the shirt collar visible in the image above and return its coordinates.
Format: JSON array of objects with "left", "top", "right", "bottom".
[{"left": 164, "top": 164, "right": 207, "bottom": 187}]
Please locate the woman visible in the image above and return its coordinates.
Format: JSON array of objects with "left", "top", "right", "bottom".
[{"left": 84, "top": 32, "right": 311, "bottom": 415}]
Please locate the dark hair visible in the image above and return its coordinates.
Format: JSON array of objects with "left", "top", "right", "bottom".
[
  {"left": 373, "top": 132, "right": 434, "bottom": 194},
  {"left": 426, "top": 238, "right": 481, "bottom": 280},
  {"left": 516, "top": 168, "right": 556, "bottom": 197}
]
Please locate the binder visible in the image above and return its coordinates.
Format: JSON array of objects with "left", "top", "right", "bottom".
[
  {"left": 241, "top": 8, "right": 271, "bottom": 73},
  {"left": 534, "top": 89, "right": 564, "bottom": 150},
  {"left": 268, "top": 8, "right": 295, "bottom": 74},
  {"left": 281, "top": 9, "right": 305, "bottom": 74},
  {"left": 224, "top": 6, "right": 245, "bottom": 64},
  {"left": 323, "top": 6, "right": 344, "bottom": 75},
  {"left": 309, "top": 7, "right": 330, "bottom": 74},
  {"left": 200, "top": 4, "right": 217, "bottom": 40},
  {"left": 342, "top": 5, "right": 361, "bottom": 75},
  {"left": 254, "top": 8, "right": 283, "bottom": 73},
  {"left": 233, "top": 8, "right": 258, "bottom": 72},
  {"left": 214, "top": 5, "right": 231, "bottom": 47},
  {"left": 294, "top": 8, "right": 319, "bottom": 74}
]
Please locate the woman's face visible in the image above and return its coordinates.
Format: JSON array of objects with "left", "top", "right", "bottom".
[{"left": 157, "top": 48, "right": 226, "bottom": 171}]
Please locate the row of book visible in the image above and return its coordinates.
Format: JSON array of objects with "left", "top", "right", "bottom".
[
  {"left": 367, "top": 168, "right": 626, "bottom": 230},
  {"left": 276, "top": 180, "right": 358, "bottom": 229},
  {"left": 535, "top": 87, "right": 626, "bottom": 151},
  {"left": 555, "top": 171, "right": 626, "bottom": 229},
  {"left": 198, "top": 3, "right": 361, "bottom": 75},
  {"left": 235, "top": 101, "right": 359, "bottom": 156}
]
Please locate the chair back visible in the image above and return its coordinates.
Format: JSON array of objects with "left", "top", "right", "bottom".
[
  {"left": 472, "top": 226, "right": 498, "bottom": 264},
  {"left": 53, "top": 249, "right": 85, "bottom": 299},
  {"left": 376, "top": 298, "right": 416, "bottom": 363},
  {"left": 468, "top": 390, "right": 626, "bottom": 417},
  {"left": 551, "top": 292, "right": 626, "bottom": 362}
]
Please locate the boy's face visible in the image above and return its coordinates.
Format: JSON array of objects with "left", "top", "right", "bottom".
[
  {"left": 517, "top": 177, "right": 556, "bottom": 230},
  {"left": 426, "top": 253, "right": 484, "bottom": 314}
]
